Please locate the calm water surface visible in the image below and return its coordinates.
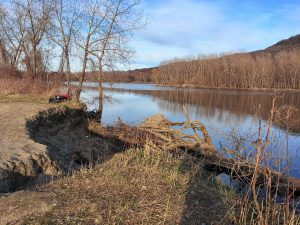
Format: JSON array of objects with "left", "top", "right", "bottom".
[{"left": 80, "top": 83, "right": 300, "bottom": 178}]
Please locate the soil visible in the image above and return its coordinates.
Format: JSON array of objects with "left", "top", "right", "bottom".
[
  {"left": 0, "top": 101, "right": 50, "bottom": 165},
  {"left": 0, "top": 101, "right": 55, "bottom": 223},
  {"left": 0, "top": 101, "right": 56, "bottom": 192},
  {"left": 0, "top": 97, "right": 122, "bottom": 224}
]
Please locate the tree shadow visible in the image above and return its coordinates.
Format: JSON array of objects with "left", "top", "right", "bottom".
[{"left": 179, "top": 158, "right": 235, "bottom": 225}]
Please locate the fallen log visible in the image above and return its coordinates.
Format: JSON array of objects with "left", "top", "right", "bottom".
[{"left": 88, "top": 114, "right": 300, "bottom": 196}]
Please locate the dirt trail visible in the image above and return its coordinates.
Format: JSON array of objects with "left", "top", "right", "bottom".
[{"left": 0, "top": 101, "right": 56, "bottom": 223}]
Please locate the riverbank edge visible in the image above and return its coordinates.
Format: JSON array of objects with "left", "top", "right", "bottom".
[
  {"left": 93, "top": 81, "right": 300, "bottom": 93},
  {"left": 153, "top": 83, "right": 300, "bottom": 93},
  {"left": 0, "top": 94, "right": 238, "bottom": 224}
]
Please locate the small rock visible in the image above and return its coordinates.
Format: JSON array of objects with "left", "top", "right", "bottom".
[{"left": 141, "top": 186, "right": 147, "bottom": 191}]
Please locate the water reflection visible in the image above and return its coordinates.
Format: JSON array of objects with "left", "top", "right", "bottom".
[
  {"left": 80, "top": 83, "right": 300, "bottom": 177},
  {"left": 108, "top": 88, "right": 300, "bottom": 133}
]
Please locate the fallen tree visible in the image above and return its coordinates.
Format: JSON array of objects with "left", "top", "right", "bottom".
[{"left": 88, "top": 114, "right": 300, "bottom": 197}]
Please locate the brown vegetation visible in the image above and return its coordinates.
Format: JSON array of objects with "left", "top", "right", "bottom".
[
  {"left": 264, "top": 34, "right": 300, "bottom": 52},
  {"left": 0, "top": 69, "right": 61, "bottom": 96},
  {"left": 155, "top": 49, "right": 300, "bottom": 90},
  {"left": 84, "top": 68, "right": 157, "bottom": 83},
  {"left": 89, "top": 110, "right": 300, "bottom": 225},
  {"left": 21, "top": 148, "right": 235, "bottom": 225},
  {"left": 104, "top": 35, "right": 300, "bottom": 90}
]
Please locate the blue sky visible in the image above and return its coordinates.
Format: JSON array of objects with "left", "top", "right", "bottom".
[{"left": 129, "top": 0, "right": 300, "bottom": 69}]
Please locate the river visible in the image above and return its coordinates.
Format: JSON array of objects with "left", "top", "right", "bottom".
[{"left": 79, "top": 82, "right": 300, "bottom": 178}]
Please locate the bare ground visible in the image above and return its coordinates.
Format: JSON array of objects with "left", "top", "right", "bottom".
[
  {"left": 0, "top": 97, "right": 56, "bottom": 224},
  {"left": 0, "top": 96, "right": 121, "bottom": 224},
  {"left": 0, "top": 100, "right": 51, "bottom": 167}
]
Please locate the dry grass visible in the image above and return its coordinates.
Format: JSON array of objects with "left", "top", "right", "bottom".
[
  {"left": 156, "top": 50, "right": 300, "bottom": 90},
  {"left": 88, "top": 111, "right": 300, "bottom": 225},
  {"left": 23, "top": 147, "right": 236, "bottom": 225},
  {"left": 0, "top": 75, "right": 60, "bottom": 97}
]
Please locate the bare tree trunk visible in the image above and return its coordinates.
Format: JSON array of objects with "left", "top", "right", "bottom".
[
  {"left": 32, "top": 44, "right": 37, "bottom": 77},
  {"left": 76, "top": 45, "right": 88, "bottom": 101},
  {"left": 97, "top": 64, "right": 104, "bottom": 121},
  {"left": 65, "top": 48, "right": 72, "bottom": 94}
]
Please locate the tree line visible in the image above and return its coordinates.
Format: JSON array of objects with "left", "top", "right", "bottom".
[
  {"left": 85, "top": 68, "right": 154, "bottom": 83},
  {"left": 154, "top": 50, "right": 300, "bottom": 90},
  {"left": 0, "top": 0, "right": 144, "bottom": 120}
]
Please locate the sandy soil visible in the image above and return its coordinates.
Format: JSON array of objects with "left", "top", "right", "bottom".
[{"left": 0, "top": 101, "right": 50, "bottom": 168}]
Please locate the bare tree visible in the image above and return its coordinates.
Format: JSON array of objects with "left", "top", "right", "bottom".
[
  {"left": 75, "top": 0, "right": 108, "bottom": 101},
  {"left": 76, "top": 0, "right": 144, "bottom": 121},
  {"left": 0, "top": 0, "right": 53, "bottom": 78},
  {"left": 50, "top": 0, "right": 79, "bottom": 93},
  {"left": 0, "top": 3, "right": 24, "bottom": 70},
  {"left": 20, "top": 0, "right": 53, "bottom": 77},
  {"left": 155, "top": 50, "right": 300, "bottom": 90}
]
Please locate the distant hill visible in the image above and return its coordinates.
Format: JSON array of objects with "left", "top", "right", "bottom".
[
  {"left": 85, "top": 34, "right": 300, "bottom": 86},
  {"left": 263, "top": 34, "right": 300, "bottom": 52}
]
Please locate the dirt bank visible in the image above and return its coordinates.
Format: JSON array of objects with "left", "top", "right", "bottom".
[
  {"left": 0, "top": 96, "right": 124, "bottom": 224},
  {"left": 0, "top": 97, "right": 121, "bottom": 193},
  {"left": 0, "top": 100, "right": 54, "bottom": 192}
]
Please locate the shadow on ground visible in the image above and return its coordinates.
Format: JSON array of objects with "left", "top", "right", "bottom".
[
  {"left": 179, "top": 160, "right": 235, "bottom": 225},
  {"left": 23, "top": 106, "right": 123, "bottom": 189}
]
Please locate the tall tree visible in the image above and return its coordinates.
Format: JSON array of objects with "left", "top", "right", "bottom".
[
  {"left": 50, "top": 0, "right": 79, "bottom": 94},
  {"left": 76, "top": 0, "right": 144, "bottom": 121}
]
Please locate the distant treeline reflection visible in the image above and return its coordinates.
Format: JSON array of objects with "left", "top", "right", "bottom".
[{"left": 107, "top": 88, "right": 300, "bottom": 133}]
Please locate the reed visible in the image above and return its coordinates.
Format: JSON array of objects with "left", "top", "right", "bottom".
[{"left": 0, "top": 68, "right": 61, "bottom": 97}]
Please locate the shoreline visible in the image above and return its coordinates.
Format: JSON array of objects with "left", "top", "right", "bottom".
[
  {"left": 0, "top": 94, "right": 299, "bottom": 223},
  {"left": 80, "top": 81, "right": 300, "bottom": 93},
  {"left": 0, "top": 95, "right": 236, "bottom": 224},
  {"left": 155, "top": 83, "right": 300, "bottom": 93},
  {"left": 70, "top": 80, "right": 300, "bottom": 94}
]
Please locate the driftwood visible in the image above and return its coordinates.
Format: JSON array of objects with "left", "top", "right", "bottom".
[{"left": 88, "top": 114, "right": 300, "bottom": 196}]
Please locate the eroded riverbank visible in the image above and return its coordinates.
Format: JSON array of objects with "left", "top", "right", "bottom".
[
  {"left": 0, "top": 95, "right": 237, "bottom": 224},
  {"left": 0, "top": 94, "right": 299, "bottom": 224},
  {"left": 0, "top": 96, "right": 121, "bottom": 193}
]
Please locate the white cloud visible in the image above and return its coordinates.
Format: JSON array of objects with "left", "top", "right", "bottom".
[{"left": 130, "top": 0, "right": 300, "bottom": 69}]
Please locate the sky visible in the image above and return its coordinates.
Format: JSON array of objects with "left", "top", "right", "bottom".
[{"left": 129, "top": 0, "right": 300, "bottom": 69}]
